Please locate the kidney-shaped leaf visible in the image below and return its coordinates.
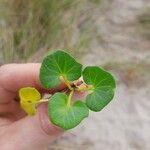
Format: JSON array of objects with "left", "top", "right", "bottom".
[
  {"left": 48, "top": 93, "right": 89, "bottom": 130},
  {"left": 82, "top": 66, "right": 116, "bottom": 112},
  {"left": 40, "top": 50, "right": 82, "bottom": 89},
  {"left": 19, "top": 87, "right": 41, "bottom": 116}
]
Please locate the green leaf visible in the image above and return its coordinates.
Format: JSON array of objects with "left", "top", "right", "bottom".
[
  {"left": 40, "top": 50, "right": 82, "bottom": 89},
  {"left": 19, "top": 87, "right": 41, "bottom": 116},
  {"left": 82, "top": 66, "right": 116, "bottom": 112},
  {"left": 48, "top": 93, "right": 89, "bottom": 130}
]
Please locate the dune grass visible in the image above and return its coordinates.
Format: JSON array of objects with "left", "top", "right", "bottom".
[
  {"left": 0, "top": 0, "right": 100, "bottom": 63},
  {"left": 137, "top": 7, "right": 150, "bottom": 40}
]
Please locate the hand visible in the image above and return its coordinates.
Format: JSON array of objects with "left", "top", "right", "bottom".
[{"left": 0, "top": 63, "right": 65, "bottom": 150}]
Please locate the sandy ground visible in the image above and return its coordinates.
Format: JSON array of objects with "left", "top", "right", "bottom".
[{"left": 48, "top": 0, "right": 150, "bottom": 150}]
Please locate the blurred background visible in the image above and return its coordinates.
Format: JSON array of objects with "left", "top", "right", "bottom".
[{"left": 0, "top": 0, "right": 150, "bottom": 150}]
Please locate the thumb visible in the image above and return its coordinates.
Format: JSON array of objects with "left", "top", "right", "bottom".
[{"left": 2, "top": 103, "right": 63, "bottom": 150}]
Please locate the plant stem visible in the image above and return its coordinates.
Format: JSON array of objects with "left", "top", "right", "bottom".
[
  {"left": 63, "top": 75, "right": 73, "bottom": 90},
  {"left": 67, "top": 90, "right": 73, "bottom": 106},
  {"left": 38, "top": 98, "right": 49, "bottom": 103},
  {"left": 76, "top": 87, "right": 94, "bottom": 92}
]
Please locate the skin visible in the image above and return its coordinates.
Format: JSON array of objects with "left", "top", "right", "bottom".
[{"left": 0, "top": 63, "right": 67, "bottom": 150}]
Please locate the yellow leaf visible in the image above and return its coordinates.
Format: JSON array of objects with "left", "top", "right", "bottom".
[
  {"left": 19, "top": 87, "right": 41, "bottom": 116},
  {"left": 21, "top": 102, "right": 37, "bottom": 116}
]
